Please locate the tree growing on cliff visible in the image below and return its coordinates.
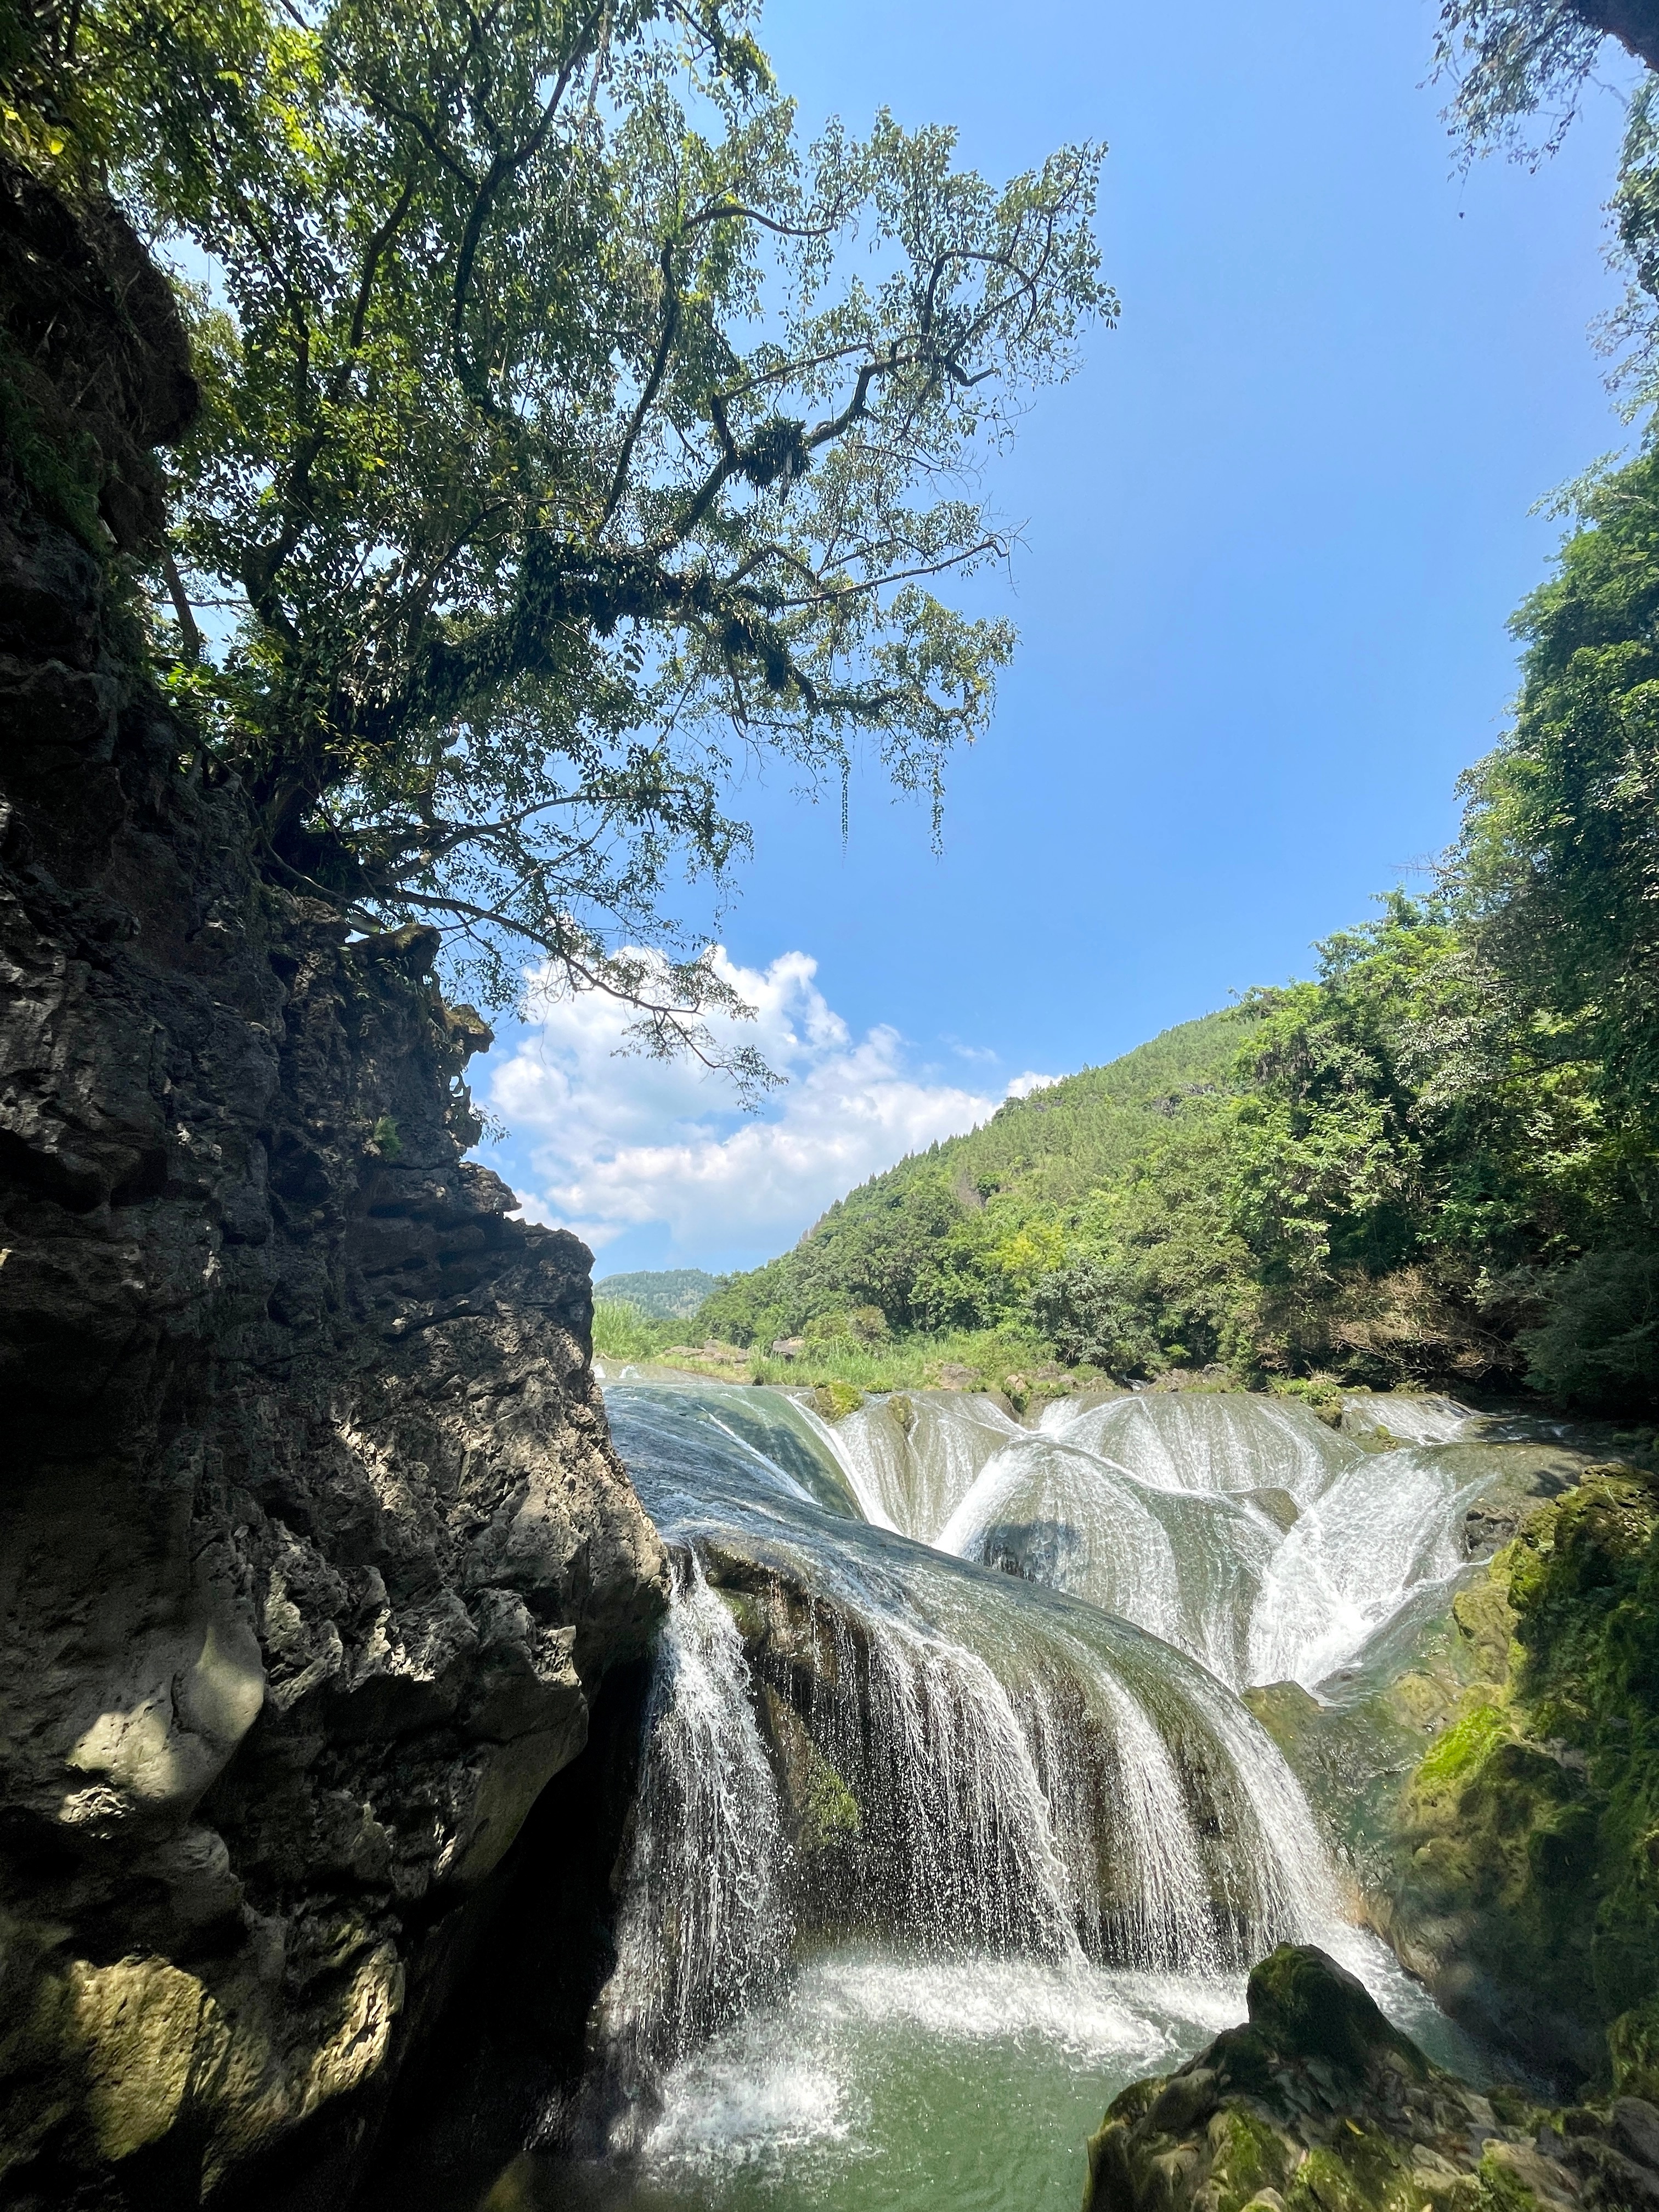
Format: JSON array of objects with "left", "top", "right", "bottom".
[{"left": 1, "top": 0, "right": 1108, "bottom": 1072}]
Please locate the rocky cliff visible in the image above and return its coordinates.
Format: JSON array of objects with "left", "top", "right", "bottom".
[{"left": 0, "top": 164, "right": 668, "bottom": 2207}]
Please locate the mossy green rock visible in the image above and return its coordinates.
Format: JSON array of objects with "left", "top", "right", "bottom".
[
  {"left": 758, "top": 1684, "right": 862, "bottom": 1858},
  {"left": 1384, "top": 1466, "right": 1659, "bottom": 2086},
  {"left": 811, "top": 1379, "right": 866, "bottom": 1422},
  {"left": 1244, "top": 1945, "right": 1426, "bottom": 2080},
  {"left": 1243, "top": 1457, "right": 1659, "bottom": 2094},
  {"left": 1083, "top": 1946, "right": 1659, "bottom": 2212}
]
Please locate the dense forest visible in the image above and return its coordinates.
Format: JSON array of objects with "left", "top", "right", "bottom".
[{"left": 699, "top": 454, "right": 1659, "bottom": 1411}]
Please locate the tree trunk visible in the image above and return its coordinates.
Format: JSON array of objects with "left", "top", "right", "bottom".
[{"left": 1571, "top": 0, "right": 1659, "bottom": 72}]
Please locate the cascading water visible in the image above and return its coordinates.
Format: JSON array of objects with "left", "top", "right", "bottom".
[
  {"left": 935, "top": 1430, "right": 1285, "bottom": 1685},
  {"left": 1244, "top": 1442, "right": 1491, "bottom": 1688},
  {"left": 531, "top": 1376, "right": 1500, "bottom": 2211},
  {"left": 597, "top": 1553, "right": 794, "bottom": 2108},
  {"left": 1057, "top": 1390, "right": 1357, "bottom": 1501},
  {"left": 801, "top": 1389, "right": 1023, "bottom": 1539},
  {"left": 938, "top": 1389, "right": 1494, "bottom": 1691}
]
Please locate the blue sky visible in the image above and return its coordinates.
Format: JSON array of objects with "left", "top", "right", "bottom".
[{"left": 482, "top": 0, "right": 1641, "bottom": 1277}]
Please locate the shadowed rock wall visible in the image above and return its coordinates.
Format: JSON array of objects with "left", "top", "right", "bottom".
[{"left": 0, "top": 166, "right": 668, "bottom": 2208}]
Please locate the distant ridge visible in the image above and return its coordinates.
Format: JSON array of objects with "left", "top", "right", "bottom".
[{"left": 595, "top": 1267, "right": 719, "bottom": 1319}]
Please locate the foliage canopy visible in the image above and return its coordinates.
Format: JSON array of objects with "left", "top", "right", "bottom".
[{"left": 1, "top": 0, "right": 1108, "bottom": 1059}]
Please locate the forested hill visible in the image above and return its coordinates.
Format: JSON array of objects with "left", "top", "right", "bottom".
[
  {"left": 910, "top": 1009, "right": 1250, "bottom": 1207},
  {"left": 699, "top": 1008, "right": 1255, "bottom": 1353},
  {"left": 701, "top": 446, "right": 1659, "bottom": 1437}
]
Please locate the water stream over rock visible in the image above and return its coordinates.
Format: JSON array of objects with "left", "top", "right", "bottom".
[{"left": 503, "top": 1378, "right": 1536, "bottom": 2211}]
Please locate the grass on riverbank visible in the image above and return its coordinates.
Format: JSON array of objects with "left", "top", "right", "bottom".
[
  {"left": 747, "top": 1327, "right": 1062, "bottom": 1396},
  {"left": 591, "top": 1300, "right": 1088, "bottom": 1409}
]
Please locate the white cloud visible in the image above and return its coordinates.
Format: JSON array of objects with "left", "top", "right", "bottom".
[
  {"left": 1004, "top": 1071, "right": 1061, "bottom": 1099},
  {"left": 488, "top": 947, "right": 1006, "bottom": 1263}
]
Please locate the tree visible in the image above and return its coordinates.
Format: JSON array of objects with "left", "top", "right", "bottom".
[
  {"left": 1458, "top": 449, "right": 1659, "bottom": 1132},
  {"left": 1434, "top": 1, "right": 1657, "bottom": 158},
  {"left": 1, "top": 0, "right": 1108, "bottom": 1071}
]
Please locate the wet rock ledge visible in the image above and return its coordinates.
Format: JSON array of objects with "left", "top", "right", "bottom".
[
  {"left": 1085, "top": 1945, "right": 1659, "bottom": 2212},
  {"left": 0, "top": 163, "right": 668, "bottom": 2209}
]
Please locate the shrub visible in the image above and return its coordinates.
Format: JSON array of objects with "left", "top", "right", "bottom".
[{"left": 1520, "top": 1249, "right": 1659, "bottom": 1408}]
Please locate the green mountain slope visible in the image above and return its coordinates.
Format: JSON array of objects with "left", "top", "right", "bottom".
[
  {"left": 906, "top": 1007, "right": 1248, "bottom": 1206},
  {"left": 699, "top": 1008, "right": 1251, "bottom": 1351},
  {"left": 693, "top": 452, "right": 1659, "bottom": 1412},
  {"left": 699, "top": 803, "right": 1659, "bottom": 1408}
]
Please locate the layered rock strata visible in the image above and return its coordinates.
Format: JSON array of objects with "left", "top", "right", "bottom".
[{"left": 0, "top": 168, "right": 668, "bottom": 2207}]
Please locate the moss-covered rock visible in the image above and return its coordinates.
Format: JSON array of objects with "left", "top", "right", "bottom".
[
  {"left": 757, "top": 1685, "right": 862, "bottom": 1859},
  {"left": 1380, "top": 1465, "right": 1659, "bottom": 2089},
  {"left": 1242, "top": 1453, "right": 1658, "bottom": 2094},
  {"left": 1244, "top": 1944, "right": 1426, "bottom": 2079},
  {"left": 1082, "top": 1945, "right": 1659, "bottom": 2212},
  {"left": 699, "top": 1552, "right": 877, "bottom": 1933},
  {"left": 811, "top": 1380, "right": 866, "bottom": 1422}
]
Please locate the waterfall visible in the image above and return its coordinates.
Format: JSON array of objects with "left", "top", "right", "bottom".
[
  {"left": 1244, "top": 1444, "right": 1491, "bottom": 1688},
  {"left": 587, "top": 1379, "right": 1497, "bottom": 2141},
  {"left": 797, "top": 1390, "right": 1020, "bottom": 1540},
  {"left": 1051, "top": 1391, "right": 1357, "bottom": 1503},
  {"left": 928, "top": 1392, "right": 1491, "bottom": 1692},
  {"left": 1025, "top": 1661, "right": 1221, "bottom": 1973},
  {"left": 1167, "top": 1657, "right": 1345, "bottom": 1941},
  {"left": 597, "top": 1555, "right": 793, "bottom": 2104},
  {"left": 845, "top": 1617, "right": 1082, "bottom": 1956},
  {"left": 935, "top": 1432, "right": 1283, "bottom": 1684},
  {"left": 597, "top": 1544, "right": 1337, "bottom": 2109}
]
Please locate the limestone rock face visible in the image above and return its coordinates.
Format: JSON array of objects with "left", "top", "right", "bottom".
[
  {"left": 0, "top": 170, "right": 668, "bottom": 2209},
  {"left": 1085, "top": 1945, "right": 1659, "bottom": 2212}
]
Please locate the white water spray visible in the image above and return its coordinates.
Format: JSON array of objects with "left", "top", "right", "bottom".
[
  {"left": 594, "top": 1380, "right": 1494, "bottom": 2117},
  {"left": 599, "top": 1555, "right": 793, "bottom": 2094}
]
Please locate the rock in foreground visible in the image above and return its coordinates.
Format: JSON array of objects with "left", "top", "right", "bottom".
[{"left": 1084, "top": 1945, "right": 1659, "bottom": 2212}]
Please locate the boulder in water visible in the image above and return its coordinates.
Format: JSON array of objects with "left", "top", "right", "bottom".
[
  {"left": 1243, "top": 1944, "right": 1426, "bottom": 2079},
  {"left": 1082, "top": 1944, "right": 1659, "bottom": 2212}
]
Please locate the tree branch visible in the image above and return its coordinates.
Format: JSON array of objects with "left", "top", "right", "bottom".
[
  {"left": 1567, "top": 0, "right": 1659, "bottom": 69},
  {"left": 600, "top": 234, "right": 684, "bottom": 529},
  {"left": 161, "top": 548, "right": 202, "bottom": 660}
]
